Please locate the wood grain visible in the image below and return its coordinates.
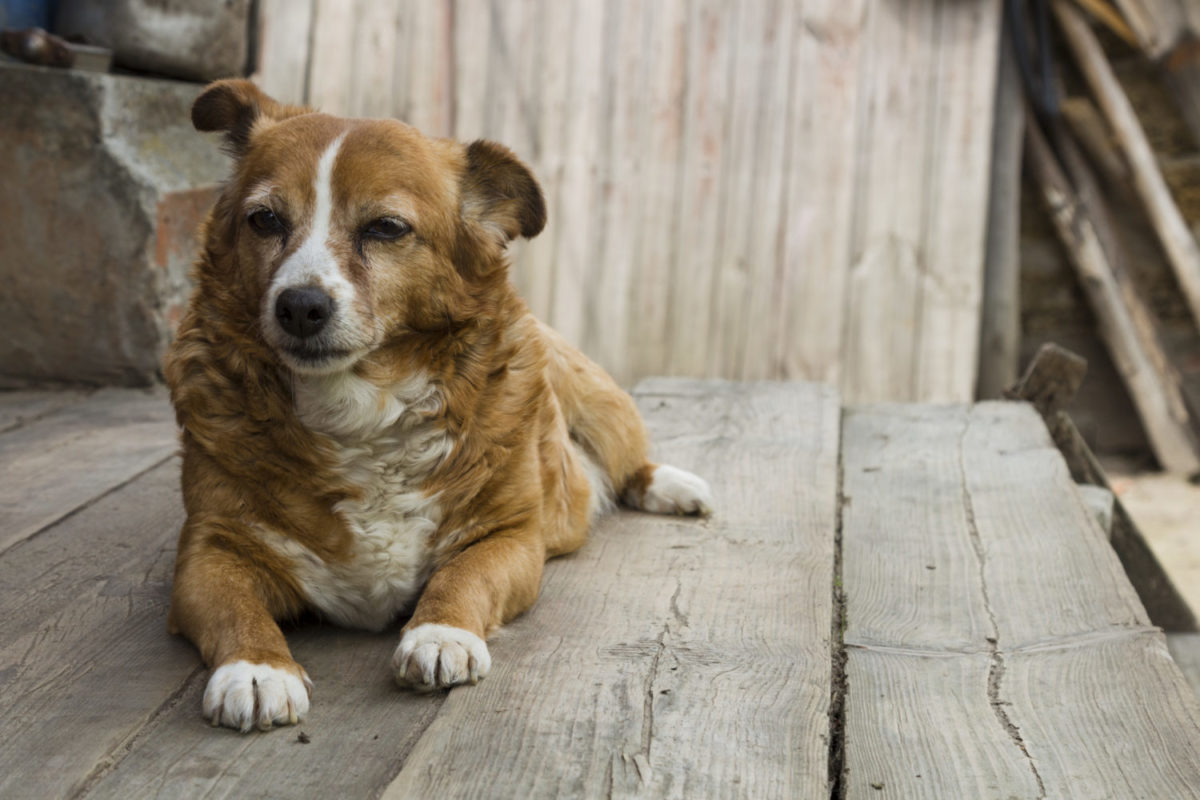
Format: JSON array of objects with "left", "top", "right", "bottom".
[
  {"left": 1025, "top": 117, "right": 1200, "bottom": 474},
  {"left": 914, "top": 0, "right": 1002, "bottom": 402},
  {"left": 0, "top": 461, "right": 191, "bottom": 800},
  {"left": 842, "top": 649, "right": 1040, "bottom": 799},
  {"left": 774, "top": 0, "right": 866, "bottom": 386},
  {"left": 382, "top": 379, "right": 841, "bottom": 799},
  {"left": 0, "top": 387, "right": 176, "bottom": 554},
  {"left": 1167, "top": 632, "right": 1200, "bottom": 696},
  {"left": 1056, "top": 0, "right": 1200, "bottom": 330},
  {"left": 251, "top": 0, "right": 314, "bottom": 104},
  {"left": 81, "top": 625, "right": 448, "bottom": 800},
  {"left": 841, "top": 0, "right": 937, "bottom": 402},
  {"left": 841, "top": 401, "right": 1200, "bottom": 798},
  {"left": 1005, "top": 632, "right": 1200, "bottom": 797},
  {"left": 0, "top": 388, "right": 88, "bottom": 433}
]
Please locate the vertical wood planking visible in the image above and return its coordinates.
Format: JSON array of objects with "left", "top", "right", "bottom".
[
  {"left": 347, "top": 0, "right": 399, "bottom": 118},
  {"left": 628, "top": 0, "right": 688, "bottom": 380},
  {"left": 915, "top": 0, "right": 1002, "bottom": 402},
  {"left": 511, "top": 0, "right": 573, "bottom": 323},
  {"left": 841, "top": 0, "right": 939, "bottom": 403},
  {"left": 305, "top": 0, "right": 358, "bottom": 115},
  {"left": 707, "top": 0, "right": 773, "bottom": 378},
  {"left": 665, "top": 0, "right": 734, "bottom": 377},
  {"left": 394, "top": 0, "right": 454, "bottom": 135},
  {"left": 581, "top": 0, "right": 645, "bottom": 384},
  {"left": 451, "top": 0, "right": 491, "bottom": 141},
  {"left": 252, "top": 0, "right": 316, "bottom": 105},
  {"left": 547, "top": 0, "right": 605, "bottom": 348},
  {"left": 773, "top": 0, "right": 866, "bottom": 385}
]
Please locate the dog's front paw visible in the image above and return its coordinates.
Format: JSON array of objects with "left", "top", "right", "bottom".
[
  {"left": 203, "top": 660, "right": 312, "bottom": 733},
  {"left": 393, "top": 623, "right": 491, "bottom": 691},
  {"left": 634, "top": 464, "right": 714, "bottom": 516}
]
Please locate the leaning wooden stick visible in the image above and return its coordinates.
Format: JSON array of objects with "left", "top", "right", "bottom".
[{"left": 1024, "top": 117, "right": 1200, "bottom": 474}]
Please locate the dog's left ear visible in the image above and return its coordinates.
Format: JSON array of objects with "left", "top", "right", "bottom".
[{"left": 460, "top": 140, "right": 546, "bottom": 242}]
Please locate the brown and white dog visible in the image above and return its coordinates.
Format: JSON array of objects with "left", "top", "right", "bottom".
[{"left": 164, "top": 80, "right": 712, "bottom": 733}]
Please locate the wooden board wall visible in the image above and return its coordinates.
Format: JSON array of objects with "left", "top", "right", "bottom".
[{"left": 253, "top": 0, "right": 1002, "bottom": 401}]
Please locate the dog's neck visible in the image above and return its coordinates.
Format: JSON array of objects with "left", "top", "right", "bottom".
[{"left": 292, "top": 369, "right": 443, "bottom": 442}]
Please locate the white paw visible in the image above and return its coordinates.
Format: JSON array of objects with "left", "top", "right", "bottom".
[
  {"left": 203, "top": 660, "right": 312, "bottom": 733},
  {"left": 393, "top": 623, "right": 491, "bottom": 691},
  {"left": 636, "top": 464, "right": 714, "bottom": 516}
]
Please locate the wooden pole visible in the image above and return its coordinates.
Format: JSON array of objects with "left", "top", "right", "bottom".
[
  {"left": 977, "top": 23, "right": 1024, "bottom": 399},
  {"left": 1025, "top": 117, "right": 1200, "bottom": 474},
  {"left": 1054, "top": 0, "right": 1200, "bottom": 331}
]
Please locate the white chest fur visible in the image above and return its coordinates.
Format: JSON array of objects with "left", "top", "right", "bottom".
[{"left": 265, "top": 371, "right": 453, "bottom": 631}]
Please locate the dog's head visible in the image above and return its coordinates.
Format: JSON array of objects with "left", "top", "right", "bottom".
[{"left": 192, "top": 80, "right": 545, "bottom": 375}]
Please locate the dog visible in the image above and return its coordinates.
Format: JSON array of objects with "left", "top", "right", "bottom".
[{"left": 163, "top": 80, "right": 713, "bottom": 733}]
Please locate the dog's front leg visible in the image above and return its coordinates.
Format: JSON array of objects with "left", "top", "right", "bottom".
[
  {"left": 168, "top": 518, "right": 312, "bottom": 732},
  {"left": 394, "top": 530, "right": 544, "bottom": 691}
]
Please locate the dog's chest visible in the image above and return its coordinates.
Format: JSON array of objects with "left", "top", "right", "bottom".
[{"left": 284, "top": 373, "right": 453, "bottom": 631}]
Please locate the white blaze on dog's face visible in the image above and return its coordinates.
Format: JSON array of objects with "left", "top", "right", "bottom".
[{"left": 192, "top": 80, "right": 546, "bottom": 376}]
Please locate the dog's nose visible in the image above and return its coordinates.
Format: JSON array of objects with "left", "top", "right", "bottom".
[{"left": 275, "top": 287, "right": 334, "bottom": 339}]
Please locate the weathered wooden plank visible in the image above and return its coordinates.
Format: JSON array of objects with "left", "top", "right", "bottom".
[
  {"left": 774, "top": 0, "right": 866, "bottom": 386},
  {"left": 252, "top": 0, "right": 315, "bottom": 105},
  {"left": 842, "top": 649, "right": 1040, "bottom": 799},
  {"left": 0, "top": 461, "right": 191, "bottom": 800},
  {"left": 579, "top": 0, "right": 643, "bottom": 385},
  {"left": 510, "top": 0, "right": 574, "bottom": 323},
  {"left": 842, "top": 404, "right": 993, "bottom": 651},
  {"left": 347, "top": 0, "right": 399, "bottom": 118},
  {"left": 0, "top": 388, "right": 89, "bottom": 434},
  {"left": 842, "top": 402, "right": 1200, "bottom": 798},
  {"left": 547, "top": 0, "right": 605, "bottom": 350},
  {"left": 963, "top": 402, "right": 1150, "bottom": 644},
  {"left": 383, "top": 380, "right": 841, "bottom": 799},
  {"left": 840, "top": 1, "right": 938, "bottom": 402},
  {"left": 1009, "top": 344, "right": 1197, "bottom": 630},
  {"left": 627, "top": 0, "right": 687, "bottom": 381},
  {"left": 0, "top": 387, "right": 176, "bottom": 554},
  {"left": 707, "top": 0, "right": 789, "bottom": 380},
  {"left": 914, "top": 0, "right": 1002, "bottom": 402},
  {"left": 81, "top": 626, "right": 447, "bottom": 799},
  {"left": 393, "top": 0, "right": 453, "bottom": 135},
  {"left": 663, "top": 0, "right": 733, "bottom": 378},
  {"left": 305, "top": 0, "right": 357, "bottom": 116},
  {"left": 1168, "top": 632, "right": 1200, "bottom": 696},
  {"left": 1005, "top": 632, "right": 1200, "bottom": 797},
  {"left": 451, "top": 0, "right": 491, "bottom": 141}
]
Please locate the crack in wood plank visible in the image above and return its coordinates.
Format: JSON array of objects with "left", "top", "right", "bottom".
[
  {"left": 957, "top": 416, "right": 1048, "bottom": 800},
  {"left": 828, "top": 444, "right": 848, "bottom": 799}
]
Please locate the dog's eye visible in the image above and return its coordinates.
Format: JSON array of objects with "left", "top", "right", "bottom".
[
  {"left": 248, "top": 208, "right": 286, "bottom": 236},
  {"left": 363, "top": 217, "right": 411, "bottom": 240}
]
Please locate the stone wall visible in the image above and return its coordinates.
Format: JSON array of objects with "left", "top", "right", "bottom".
[{"left": 0, "top": 62, "right": 228, "bottom": 386}]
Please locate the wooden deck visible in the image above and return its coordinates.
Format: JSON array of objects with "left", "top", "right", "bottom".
[{"left": 1, "top": 380, "right": 1199, "bottom": 798}]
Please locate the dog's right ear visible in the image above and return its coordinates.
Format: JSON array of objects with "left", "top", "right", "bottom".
[{"left": 192, "top": 79, "right": 311, "bottom": 157}]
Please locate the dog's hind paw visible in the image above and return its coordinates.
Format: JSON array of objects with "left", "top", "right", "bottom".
[{"left": 629, "top": 464, "right": 713, "bottom": 516}]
